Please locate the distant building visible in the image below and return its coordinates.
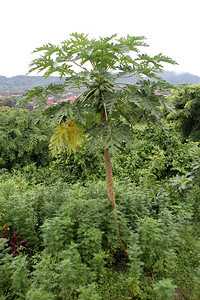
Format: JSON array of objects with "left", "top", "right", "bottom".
[
  {"left": 11, "top": 94, "right": 21, "bottom": 97},
  {"left": 62, "top": 94, "right": 80, "bottom": 103},
  {"left": 46, "top": 93, "right": 81, "bottom": 106},
  {"left": 46, "top": 98, "right": 54, "bottom": 105}
]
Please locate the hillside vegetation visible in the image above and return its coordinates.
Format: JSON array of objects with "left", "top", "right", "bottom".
[
  {"left": 0, "top": 84, "right": 199, "bottom": 299},
  {"left": 0, "top": 75, "right": 65, "bottom": 92},
  {"left": 0, "top": 32, "right": 199, "bottom": 299}
]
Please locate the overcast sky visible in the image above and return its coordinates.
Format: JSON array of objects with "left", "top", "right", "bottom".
[{"left": 1, "top": 0, "right": 200, "bottom": 77}]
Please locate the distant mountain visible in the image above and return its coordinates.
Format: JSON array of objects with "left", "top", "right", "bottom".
[
  {"left": 0, "top": 71, "right": 200, "bottom": 92},
  {"left": 160, "top": 71, "right": 200, "bottom": 85},
  {"left": 116, "top": 71, "right": 200, "bottom": 86},
  {"left": 0, "top": 75, "right": 65, "bottom": 92}
]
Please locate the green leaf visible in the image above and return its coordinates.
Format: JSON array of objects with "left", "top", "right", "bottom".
[
  {"left": 21, "top": 32, "right": 177, "bottom": 155},
  {"left": 49, "top": 118, "right": 86, "bottom": 156}
]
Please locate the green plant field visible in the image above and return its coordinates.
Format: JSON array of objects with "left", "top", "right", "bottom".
[
  {"left": 0, "top": 155, "right": 199, "bottom": 299},
  {"left": 0, "top": 39, "right": 200, "bottom": 299}
]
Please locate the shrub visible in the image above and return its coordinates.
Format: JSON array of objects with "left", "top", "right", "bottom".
[
  {"left": 0, "top": 171, "right": 199, "bottom": 299},
  {"left": 0, "top": 107, "right": 52, "bottom": 169},
  {"left": 152, "top": 278, "right": 177, "bottom": 300}
]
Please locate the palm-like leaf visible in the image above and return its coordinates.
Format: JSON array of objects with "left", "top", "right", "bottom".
[{"left": 49, "top": 118, "right": 86, "bottom": 156}]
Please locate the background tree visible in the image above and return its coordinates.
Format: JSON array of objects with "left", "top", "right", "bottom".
[
  {"left": 0, "top": 96, "right": 17, "bottom": 108},
  {"left": 168, "top": 83, "right": 200, "bottom": 141},
  {"left": 0, "top": 107, "right": 52, "bottom": 169},
  {"left": 21, "top": 33, "right": 176, "bottom": 253}
]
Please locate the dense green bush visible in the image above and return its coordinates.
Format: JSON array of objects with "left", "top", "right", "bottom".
[
  {"left": 0, "top": 107, "right": 52, "bottom": 169},
  {"left": 49, "top": 145, "right": 105, "bottom": 183},
  {"left": 168, "top": 84, "right": 200, "bottom": 141},
  {"left": 1, "top": 105, "right": 198, "bottom": 187},
  {"left": 0, "top": 91, "right": 199, "bottom": 299},
  {"left": 8, "top": 120, "right": 198, "bottom": 188},
  {"left": 0, "top": 97, "right": 17, "bottom": 108},
  {"left": 112, "top": 122, "right": 199, "bottom": 184},
  {"left": 0, "top": 173, "right": 199, "bottom": 299}
]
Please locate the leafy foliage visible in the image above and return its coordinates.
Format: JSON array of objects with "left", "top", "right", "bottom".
[
  {"left": 168, "top": 83, "right": 200, "bottom": 140},
  {"left": 1, "top": 33, "right": 199, "bottom": 300},
  {"left": 0, "top": 171, "right": 199, "bottom": 299},
  {"left": 0, "top": 97, "right": 17, "bottom": 108},
  {"left": 21, "top": 33, "right": 176, "bottom": 154},
  {"left": 0, "top": 107, "right": 52, "bottom": 169},
  {"left": 0, "top": 226, "right": 27, "bottom": 257},
  {"left": 49, "top": 118, "right": 86, "bottom": 155}
]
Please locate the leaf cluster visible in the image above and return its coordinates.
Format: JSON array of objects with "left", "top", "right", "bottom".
[
  {"left": 20, "top": 33, "right": 177, "bottom": 155},
  {"left": 49, "top": 117, "right": 86, "bottom": 155},
  {"left": 0, "top": 226, "right": 27, "bottom": 257},
  {"left": 0, "top": 108, "right": 52, "bottom": 169},
  {"left": 168, "top": 83, "right": 200, "bottom": 140}
]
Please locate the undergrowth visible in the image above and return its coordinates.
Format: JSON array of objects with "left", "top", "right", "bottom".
[{"left": 0, "top": 173, "right": 199, "bottom": 299}]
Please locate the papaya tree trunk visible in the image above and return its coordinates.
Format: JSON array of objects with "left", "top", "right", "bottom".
[
  {"left": 100, "top": 110, "right": 128, "bottom": 256},
  {"left": 103, "top": 148, "right": 116, "bottom": 210},
  {"left": 103, "top": 147, "right": 128, "bottom": 257}
]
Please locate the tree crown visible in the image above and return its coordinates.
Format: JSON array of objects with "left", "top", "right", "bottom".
[{"left": 21, "top": 33, "right": 177, "bottom": 153}]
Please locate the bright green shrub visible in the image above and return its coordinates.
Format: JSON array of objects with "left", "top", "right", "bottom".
[
  {"left": 0, "top": 107, "right": 52, "bottom": 169},
  {"left": 42, "top": 216, "right": 75, "bottom": 253},
  {"left": 0, "top": 179, "right": 38, "bottom": 249},
  {"left": 28, "top": 251, "right": 60, "bottom": 295},
  {"left": 0, "top": 171, "right": 199, "bottom": 299},
  {"left": 137, "top": 215, "right": 177, "bottom": 277},
  {"left": 28, "top": 245, "right": 91, "bottom": 299},
  {"left": 50, "top": 146, "right": 105, "bottom": 183},
  {"left": 26, "top": 288, "right": 56, "bottom": 300},
  {"left": 0, "top": 239, "right": 13, "bottom": 296},
  {"left": 172, "top": 226, "right": 200, "bottom": 299},
  {"left": 9, "top": 255, "right": 30, "bottom": 298},
  {"left": 0, "top": 238, "right": 30, "bottom": 299},
  {"left": 168, "top": 84, "right": 200, "bottom": 141},
  {"left": 56, "top": 245, "right": 91, "bottom": 298},
  {"left": 78, "top": 283, "right": 101, "bottom": 300},
  {"left": 152, "top": 278, "right": 177, "bottom": 300},
  {"left": 112, "top": 123, "right": 198, "bottom": 184}
]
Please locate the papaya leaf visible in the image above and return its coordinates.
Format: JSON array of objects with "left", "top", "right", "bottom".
[{"left": 49, "top": 118, "right": 86, "bottom": 156}]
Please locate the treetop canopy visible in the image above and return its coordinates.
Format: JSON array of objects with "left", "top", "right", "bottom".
[
  {"left": 28, "top": 32, "right": 177, "bottom": 81},
  {"left": 20, "top": 33, "right": 177, "bottom": 154}
]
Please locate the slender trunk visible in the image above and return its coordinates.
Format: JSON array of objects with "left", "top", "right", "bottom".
[
  {"left": 100, "top": 110, "right": 128, "bottom": 257},
  {"left": 103, "top": 147, "right": 129, "bottom": 257},
  {"left": 103, "top": 148, "right": 116, "bottom": 210}
]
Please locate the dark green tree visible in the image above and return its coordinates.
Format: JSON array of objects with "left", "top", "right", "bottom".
[
  {"left": 169, "top": 84, "right": 200, "bottom": 141},
  {"left": 21, "top": 33, "right": 176, "bottom": 253},
  {"left": 0, "top": 107, "right": 52, "bottom": 169},
  {"left": 0, "top": 97, "right": 17, "bottom": 108}
]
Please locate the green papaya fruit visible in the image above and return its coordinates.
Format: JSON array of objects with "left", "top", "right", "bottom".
[
  {"left": 93, "top": 97, "right": 99, "bottom": 107},
  {"left": 99, "top": 85, "right": 105, "bottom": 92},
  {"left": 91, "top": 82, "right": 99, "bottom": 88},
  {"left": 107, "top": 80, "right": 115, "bottom": 87},
  {"left": 94, "top": 89, "right": 100, "bottom": 97}
]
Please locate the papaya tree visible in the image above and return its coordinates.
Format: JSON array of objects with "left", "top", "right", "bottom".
[{"left": 21, "top": 33, "right": 176, "bottom": 254}]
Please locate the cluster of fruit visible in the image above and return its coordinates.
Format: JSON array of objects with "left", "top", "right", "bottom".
[{"left": 82, "top": 80, "right": 115, "bottom": 108}]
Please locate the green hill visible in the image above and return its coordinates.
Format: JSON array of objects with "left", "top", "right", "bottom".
[
  {"left": 0, "top": 71, "right": 200, "bottom": 92},
  {"left": 116, "top": 71, "right": 200, "bottom": 85},
  {"left": 0, "top": 75, "right": 65, "bottom": 92}
]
